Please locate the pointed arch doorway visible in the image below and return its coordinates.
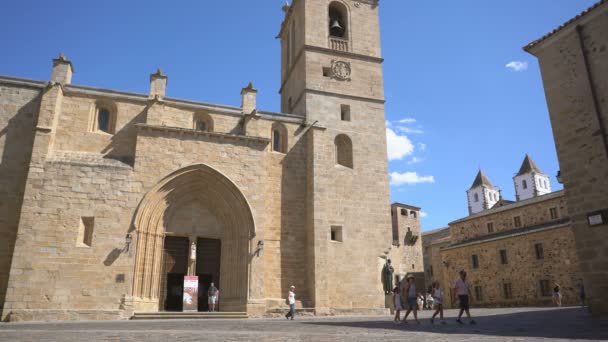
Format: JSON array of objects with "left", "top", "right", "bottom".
[{"left": 130, "top": 164, "right": 256, "bottom": 313}]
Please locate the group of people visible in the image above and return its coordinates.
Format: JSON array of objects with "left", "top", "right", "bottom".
[{"left": 392, "top": 270, "right": 476, "bottom": 325}]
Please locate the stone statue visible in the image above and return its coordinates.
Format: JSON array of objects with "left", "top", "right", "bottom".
[{"left": 382, "top": 259, "right": 394, "bottom": 294}]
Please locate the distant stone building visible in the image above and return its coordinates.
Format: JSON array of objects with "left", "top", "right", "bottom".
[
  {"left": 0, "top": 0, "right": 407, "bottom": 322},
  {"left": 524, "top": 0, "right": 608, "bottom": 315},
  {"left": 388, "top": 203, "right": 424, "bottom": 283},
  {"left": 425, "top": 156, "right": 581, "bottom": 308},
  {"left": 421, "top": 227, "right": 450, "bottom": 296}
]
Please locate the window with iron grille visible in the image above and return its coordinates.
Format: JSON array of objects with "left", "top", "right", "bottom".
[
  {"left": 503, "top": 283, "right": 513, "bottom": 299},
  {"left": 500, "top": 250, "right": 508, "bottom": 265},
  {"left": 472, "top": 254, "right": 479, "bottom": 269},
  {"left": 535, "top": 243, "right": 544, "bottom": 260}
]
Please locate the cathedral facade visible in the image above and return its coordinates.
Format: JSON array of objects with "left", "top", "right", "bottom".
[{"left": 0, "top": 0, "right": 398, "bottom": 321}]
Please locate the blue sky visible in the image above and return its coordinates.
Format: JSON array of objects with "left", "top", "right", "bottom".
[{"left": 0, "top": 0, "right": 598, "bottom": 231}]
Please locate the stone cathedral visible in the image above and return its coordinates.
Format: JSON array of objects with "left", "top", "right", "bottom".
[{"left": 0, "top": 0, "right": 419, "bottom": 321}]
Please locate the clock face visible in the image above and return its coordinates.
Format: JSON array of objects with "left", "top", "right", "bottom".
[{"left": 332, "top": 61, "right": 351, "bottom": 81}]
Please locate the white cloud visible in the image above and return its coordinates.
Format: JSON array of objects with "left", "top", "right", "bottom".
[
  {"left": 399, "top": 118, "right": 417, "bottom": 124},
  {"left": 506, "top": 61, "right": 528, "bottom": 72},
  {"left": 418, "top": 143, "right": 427, "bottom": 151},
  {"left": 386, "top": 127, "right": 414, "bottom": 161},
  {"left": 420, "top": 211, "right": 428, "bottom": 218},
  {"left": 390, "top": 172, "right": 435, "bottom": 185},
  {"left": 396, "top": 126, "right": 424, "bottom": 134},
  {"left": 408, "top": 157, "right": 424, "bottom": 165}
]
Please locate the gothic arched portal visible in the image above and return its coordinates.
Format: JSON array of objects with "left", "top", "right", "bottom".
[{"left": 130, "top": 164, "right": 256, "bottom": 313}]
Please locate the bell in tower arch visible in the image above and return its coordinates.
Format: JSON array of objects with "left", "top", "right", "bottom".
[{"left": 330, "top": 19, "right": 344, "bottom": 37}]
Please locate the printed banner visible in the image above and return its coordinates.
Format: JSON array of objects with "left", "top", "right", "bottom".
[{"left": 183, "top": 276, "right": 199, "bottom": 312}]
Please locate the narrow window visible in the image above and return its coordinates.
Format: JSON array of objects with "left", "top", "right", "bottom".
[
  {"left": 540, "top": 280, "right": 551, "bottom": 297},
  {"left": 98, "top": 109, "right": 110, "bottom": 133},
  {"left": 474, "top": 286, "right": 483, "bottom": 301},
  {"left": 514, "top": 216, "right": 522, "bottom": 228},
  {"left": 78, "top": 217, "right": 95, "bottom": 247},
  {"left": 474, "top": 193, "right": 479, "bottom": 202},
  {"left": 410, "top": 211, "right": 417, "bottom": 219},
  {"left": 534, "top": 243, "right": 544, "bottom": 260},
  {"left": 503, "top": 283, "right": 513, "bottom": 299},
  {"left": 472, "top": 254, "right": 479, "bottom": 269},
  {"left": 330, "top": 225, "right": 343, "bottom": 242},
  {"left": 272, "top": 124, "right": 288, "bottom": 153},
  {"left": 400, "top": 209, "right": 407, "bottom": 216},
  {"left": 549, "top": 207, "right": 558, "bottom": 220},
  {"left": 273, "top": 130, "right": 282, "bottom": 152},
  {"left": 500, "top": 249, "right": 508, "bottom": 265},
  {"left": 335, "top": 134, "right": 353, "bottom": 168},
  {"left": 195, "top": 120, "right": 207, "bottom": 131},
  {"left": 340, "top": 104, "right": 351, "bottom": 121},
  {"left": 429, "top": 266, "right": 434, "bottom": 277},
  {"left": 522, "top": 180, "right": 528, "bottom": 190},
  {"left": 487, "top": 222, "right": 494, "bottom": 233},
  {"left": 193, "top": 113, "right": 213, "bottom": 132}
]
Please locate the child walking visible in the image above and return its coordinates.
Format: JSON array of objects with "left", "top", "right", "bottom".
[
  {"left": 430, "top": 281, "right": 446, "bottom": 324},
  {"left": 392, "top": 286, "right": 402, "bottom": 324}
]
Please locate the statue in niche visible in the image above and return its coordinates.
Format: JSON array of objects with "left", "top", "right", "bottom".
[
  {"left": 404, "top": 228, "right": 419, "bottom": 246},
  {"left": 382, "top": 259, "right": 394, "bottom": 294}
]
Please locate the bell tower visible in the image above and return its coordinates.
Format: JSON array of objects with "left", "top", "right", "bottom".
[{"left": 278, "top": 0, "right": 391, "bottom": 314}]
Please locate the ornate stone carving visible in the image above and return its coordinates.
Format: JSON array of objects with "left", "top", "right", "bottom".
[{"left": 331, "top": 60, "right": 351, "bottom": 81}]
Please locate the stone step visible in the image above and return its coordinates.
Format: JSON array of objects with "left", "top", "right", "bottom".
[{"left": 131, "top": 312, "right": 248, "bottom": 320}]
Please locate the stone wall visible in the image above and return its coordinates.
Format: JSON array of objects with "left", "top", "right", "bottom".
[
  {"left": 525, "top": 1, "right": 608, "bottom": 314},
  {"left": 440, "top": 225, "right": 581, "bottom": 307},
  {"left": 422, "top": 227, "right": 451, "bottom": 301},
  {"left": 0, "top": 79, "right": 42, "bottom": 316},
  {"left": 450, "top": 192, "right": 567, "bottom": 244}
]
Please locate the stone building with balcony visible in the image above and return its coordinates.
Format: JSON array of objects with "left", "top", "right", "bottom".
[{"left": 0, "top": 0, "right": 403, "bottom": 322}]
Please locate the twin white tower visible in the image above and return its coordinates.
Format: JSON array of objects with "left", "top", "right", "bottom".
[{"left": 467, "top": 155, "right": 552, "bottom": 215}]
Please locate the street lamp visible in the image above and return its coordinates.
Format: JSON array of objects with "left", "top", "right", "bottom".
[{"left": 556, "top": 170, "right": 563, "bottom": 184}]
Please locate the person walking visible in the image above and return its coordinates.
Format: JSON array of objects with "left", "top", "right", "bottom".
[
  {"left": 452, "top": 270, "right": 476, "bottom": 325},
  {"left": 392, "top": 286, "right": 403, "bottom": 324},
  {"left": 430, "top": 281, "right": 446, "bottom": 324},
  {"left": 401, "top": 274, "right": 420, "bottom": 324},
  {"left": 208, "top": 282, "right": 219, "bottom": 312},
  {"left": 553, "top": 283, "right": 562, "bottom": 307},
  {"left": 285, "top": 285, "right": 296, "bottom": 320}
]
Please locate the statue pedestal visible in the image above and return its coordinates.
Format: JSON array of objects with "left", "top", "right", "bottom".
[{"left": 385, "top": 294, "right": 395, "bottom": 314}]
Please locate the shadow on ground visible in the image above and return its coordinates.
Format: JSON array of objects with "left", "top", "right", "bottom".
[{"left": 302, "top": 307, "right": 608, "bottom": 340}]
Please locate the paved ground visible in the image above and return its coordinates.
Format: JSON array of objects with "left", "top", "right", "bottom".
[{"left": 0, "top": 307, "right": 607, "bottom": 341}]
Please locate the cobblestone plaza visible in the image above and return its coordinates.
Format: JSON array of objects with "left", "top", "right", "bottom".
[{"left": 0, "top": 307, "right": 606, "bottom": 341}]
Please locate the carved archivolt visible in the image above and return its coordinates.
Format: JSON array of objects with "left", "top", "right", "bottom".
[{"left": 131, "top": 164, "right": 255, "bottom": 309}]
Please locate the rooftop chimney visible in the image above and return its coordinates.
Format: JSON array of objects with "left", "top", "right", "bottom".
[{"left": 51, "top": 53, "right": 73, "bottom": 84}]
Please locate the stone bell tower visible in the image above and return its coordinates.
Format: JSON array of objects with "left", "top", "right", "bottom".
[{"left": 278, "top": 0, "right": 392, "bottom": 314}]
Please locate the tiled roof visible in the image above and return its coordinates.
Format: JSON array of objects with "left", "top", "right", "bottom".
[
  {"left": 391, "top": 202, "right": 421, "bottom": 211},
  {"left": 516, "top": 154, "right": 543, "bottom": 176},
  {"left": 524, "top": 0, "right": 607, "bottom": 52},
  {"left": 469, "top": 170, "right": 496, "bottom": 190}
]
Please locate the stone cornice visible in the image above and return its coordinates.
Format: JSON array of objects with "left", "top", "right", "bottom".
[
  {"left": 0, "top": 75, "right": 46, "bottom": 90},
  {"left": 449, "top": 190, "right": 565, "bottom": 225},
  {"left": 135, "top": 123, "right": 271, "bottom": 144},
  {"left": 443, "top": 220, "right": 570, "bottom": 251}
]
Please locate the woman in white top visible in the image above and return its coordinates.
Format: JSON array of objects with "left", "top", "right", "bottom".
[
  {"left": 431, "top": 281, "right": 446, "bottom": 324},
  {"left": 285, "top": 286, "right": 296, "bottom": 320}
]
